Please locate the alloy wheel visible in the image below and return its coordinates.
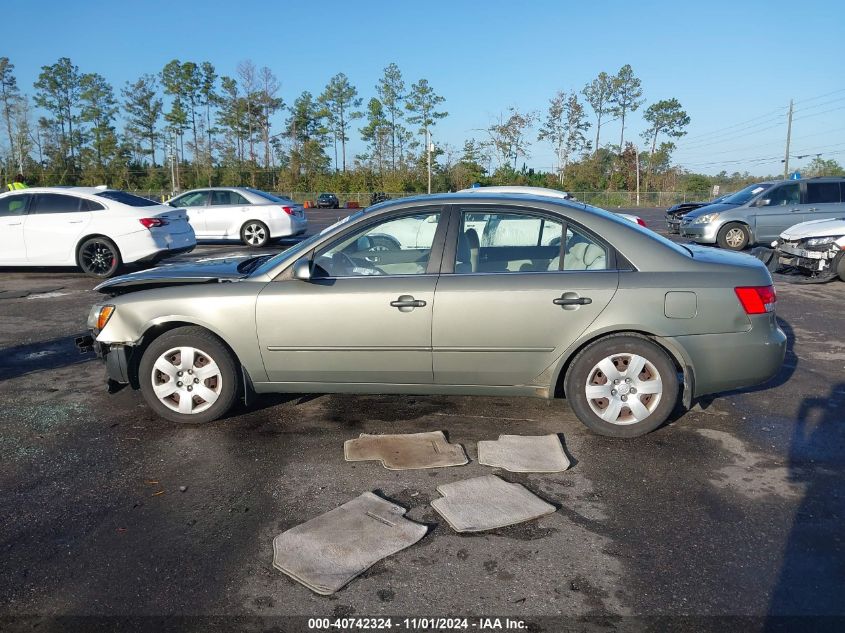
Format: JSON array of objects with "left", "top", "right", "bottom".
[
  {"left": 725, "top": 228, "right": 745, "bottom": 249},
  {"left": 243, "top": 223, "right": 267, "bottom": 246},
  {"left": 80, "top": 240, "right": 116, "bottom": 276}
]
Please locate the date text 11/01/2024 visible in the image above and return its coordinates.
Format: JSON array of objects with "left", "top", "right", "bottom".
[{"left": 307, "top": 617, "right": 528, "bottom": 630}]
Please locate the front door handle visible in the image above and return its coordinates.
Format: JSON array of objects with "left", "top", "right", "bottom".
[
  {"left": 553, "top": 295, "right": 592, "bottom": 306},
  {"left": 390, "top": 295, "right": 426, "bottom": 312},
  {"left": 791, "top": 208, "right": 801, "bottom": 212},
  {"left": 807, "top": 207, "right": 818, "bottom": 212},
  {"left": 68, "top": 220, "right": 84, "bottom": 224}
]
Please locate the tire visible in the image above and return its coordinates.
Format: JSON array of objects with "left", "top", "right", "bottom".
[
  {"left": 717, "top": 222, "right": 750, "bottom": 250},
  {"left": 78, "top": 237, "right": 122, "bottom": 278},
  {"left": 241, "top": 220, "right": 270, "bottom": 247},
  {"left": 564, "top": 334, "right": 679, "bottom": 438},
  {"left": 836, "top": 252, "right": 845, "bottom": 282},
  {"left": 138, "top": 326, "right": 238, "bottom": 424}
]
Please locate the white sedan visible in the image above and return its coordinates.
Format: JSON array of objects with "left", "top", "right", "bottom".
[
  {"left": 0, "top": 187, "right": 195, "bottom": 277},
  {"left": 167, "top": 187, "right": 308, "bottom": 247}
]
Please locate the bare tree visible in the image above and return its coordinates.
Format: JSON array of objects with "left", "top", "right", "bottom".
[{"left": 486, "top": 107, "right": 536, "bottom": 171}]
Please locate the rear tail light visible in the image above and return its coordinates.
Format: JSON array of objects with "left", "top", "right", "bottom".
[
  {"left": 280, "top": 206, "right": 295, "bottom": 216},
  {"left": 734, "top": 285, "right": 776, "bottom": 314},
  {"left": 636, "top": 217, "right": 647, "bottom": 227},
  {"left": 140, "top": 217, "right": 169, "bottom": 228}
]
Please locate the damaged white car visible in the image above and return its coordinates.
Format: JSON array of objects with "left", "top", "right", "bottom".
[{"left": 758, "top": 217, "right": 845, "bottom": 282}]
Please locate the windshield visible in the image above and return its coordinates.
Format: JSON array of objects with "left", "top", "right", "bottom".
[
  {"left": 247, "top": 188, "right": 293, "bottom": 203},
  {"left": 721, "top": 183, "right": 773, "bottom": 205},
  {"left": 96, "top": 190, "right": 160, "bottom": 207},
  {"left": 250, "top": 210, "right": 365, "bottom": 277}
]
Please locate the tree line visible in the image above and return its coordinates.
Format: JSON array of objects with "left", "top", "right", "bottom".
[{"left": 3, "top": 55, "right": 827, "bottom": 198}]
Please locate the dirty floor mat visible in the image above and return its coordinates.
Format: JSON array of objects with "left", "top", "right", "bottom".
[
  {"left": 272, "top": 492, "right": 427, "bottom": 595},
  {"left": 344, "top": 431, "right": 468, "bottom": 470},
  {"left": 477, "top": 434, "right": 570, "bottom": 472},
  {"left": 431, "top": 475, "right": 556, "bottom": 532}
]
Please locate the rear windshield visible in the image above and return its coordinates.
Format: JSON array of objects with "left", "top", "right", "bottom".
[
  {"left": 247, "top": 188, "right": 292, "bottom": 203},
  {"left": 96, "top": 190, "right": 160, "bottom": 207},
  {"left": 721, "top": 183, "right": 773, "bottom": 205}
]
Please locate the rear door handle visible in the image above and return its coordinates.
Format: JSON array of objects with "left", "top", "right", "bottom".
[
  {"left": 553, "top": 296, "right": 592, "bottom": 306},
  {"left": 390, "top": 295, "right": 426, "bottom": 312},
  {"left": 68, "top": 220, "right": 84, "bottom": 224},
  {"left": 807, "top": 207, "right": 818, "bottom": 212}
]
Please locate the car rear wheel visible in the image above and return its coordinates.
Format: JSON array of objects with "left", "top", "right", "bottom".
[
  {"left": 717, "top": 223, "right": 750, "bottom": 250},
  {"left": 78, "top": 237, "right": 122, "bottom": 278},
  {"left": 241, "top": 220, "right": 270, "bottom": 247},
  {"left": 139, "top": 327, "right": 238, "bottom": 424},
  {"left": 564, "top": 335, "right": 679, "bottom": 438}
]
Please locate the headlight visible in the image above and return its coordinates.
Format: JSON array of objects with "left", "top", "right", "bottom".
[
  {"left": 692, "top": 212, "right": 721, "bottom": 224},
  {"left": 87, "top": 304, "right": 115, "bottom": 330},
  {"left": 805, "top": 236, "right": 841, "bottom": 247}
]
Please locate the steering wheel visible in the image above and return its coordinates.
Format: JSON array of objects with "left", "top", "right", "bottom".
[{"left": 333, "top": 251, "right": 386, "bottom": 276}]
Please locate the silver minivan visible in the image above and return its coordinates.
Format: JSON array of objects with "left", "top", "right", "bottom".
[{"left": 680, "top": 178, "right": 845, "bottom": 250}]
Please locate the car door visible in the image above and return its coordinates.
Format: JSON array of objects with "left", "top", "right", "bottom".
[
  {"left": 207, "top": 190, "right": 251, "bottom": 237},
  {"left": 432, "top": 206, "right": 618, "bottom": 387},
  {"left": 255, "top": 207, "right": 447, "bottom": 384},
  {"left": 752, "top": 182, "right": 802, "bottom": 242},
  {"left": 23, "top": 193, "right": 93, "bottom": 264},
  {"left": 170, "top": 191, "right": 210, "bottom": 236},
  {"left": 803, "top": 180, "right": 844, "bottom": 221},
  {"left": 0, "top": 193, "right": 31, "bottom": 263}
]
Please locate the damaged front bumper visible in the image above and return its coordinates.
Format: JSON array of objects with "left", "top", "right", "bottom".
[
  {"left": 753, "top": 243, "right": 842, "bottom": 282},
  {"left": 75, "top": 334, "right": 132, "bottom": 392}
]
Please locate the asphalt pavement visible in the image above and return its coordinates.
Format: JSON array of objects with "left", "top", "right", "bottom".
[{"left": 0, "top": 206, "right": 843, "bottom": 631}]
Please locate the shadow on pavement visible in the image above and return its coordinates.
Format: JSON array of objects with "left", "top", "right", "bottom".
[
  {"left": 0, "top": 334, "right": 95, "bottom": 381},
  {"left": 766, "top": 381, "right": 845, "bottom": 622}
]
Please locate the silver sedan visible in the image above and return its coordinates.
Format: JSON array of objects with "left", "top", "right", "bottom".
[{"left": 83, "top": 192, "right": 786, "bottom": 437}]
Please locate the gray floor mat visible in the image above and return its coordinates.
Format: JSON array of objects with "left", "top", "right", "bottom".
[
  {"left": 272, "top": 492, "right": 427, "bottom": 595},
  {"left": 477, "top": 434, "right": 570, "bottom": 472},
  {"left": 344, "top": 431, "right": 468, "bottom": 470},
  {"left": 431, "top": 475, "right": 556, "bottom": 532}
]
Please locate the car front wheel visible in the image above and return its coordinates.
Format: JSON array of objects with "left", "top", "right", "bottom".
[
  {"left": 564, "top": 335, "right": 679, "bottom": 438},
  {"left": 241, "top": 221, "right": 270, "bottom": 247},
  {"left": 717, "top": 223, "right": 750, "bottom": 250},
  {"left": 138, "top": 327, "right": 238, "bottom": 424}
]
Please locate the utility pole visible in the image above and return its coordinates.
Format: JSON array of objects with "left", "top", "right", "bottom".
[
  {"left": 783, "top": 99, "right": 793, "bottom": 179},
  {"left": 635, "top": 146, "right": 640, "bottom": 207},
  {"left": 427, "top": 129, "right": 433, "bottom": 194}
]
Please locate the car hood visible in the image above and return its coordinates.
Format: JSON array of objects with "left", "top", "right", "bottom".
[
  {"left": 780, "top": 217, "right": 845, "bottom": 240},
  {"left": 95, "top": 255, "right": 252, "bottom": 294},
  {"left": 682, "top": 202, "right": 736, "bottom": 219}
]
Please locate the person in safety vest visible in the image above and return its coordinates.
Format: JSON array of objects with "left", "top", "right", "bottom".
[{"left": 7, "top": 173, "right": 27, "bottom": 191}]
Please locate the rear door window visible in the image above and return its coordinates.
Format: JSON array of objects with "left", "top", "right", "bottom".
[
  {"left": 211, "top": 190, "right": 249, "bottom": 206},
  {"left": 31, "top": 193, "right": 88, "bottom": 213},
  {"left": 806, "top": 182, "right": 842, "bottom": 204}
]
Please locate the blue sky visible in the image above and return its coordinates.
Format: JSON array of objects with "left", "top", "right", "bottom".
[{"left": 6, "top": 0, "right": 845, "bottom": 177}]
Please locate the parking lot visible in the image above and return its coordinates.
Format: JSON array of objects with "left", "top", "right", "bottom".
[{"left": 1, "top": 207, "right": 843, "bottom": 627}]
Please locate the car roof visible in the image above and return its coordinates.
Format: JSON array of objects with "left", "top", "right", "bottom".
[
  {"left": 1, "top": 186, "right": 117, "bottom": 196},
  {"left": 457, "top": 185, "right": 570, "bottom": 198}
]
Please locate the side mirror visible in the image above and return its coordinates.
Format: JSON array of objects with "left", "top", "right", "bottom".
[
  {"left": 292, "top": 257, "right": 312, "bottom": 281},
  {"left": 757, "top": 198, "right": 771, "bottom": 207}
]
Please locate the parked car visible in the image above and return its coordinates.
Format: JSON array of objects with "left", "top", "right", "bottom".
[
  {"left": 665, "top": 193, "right": 730, "bottom": 234},
  {"left": 0, "top": 187, "right": 195, "bottom": 277},
  {"left": 167, "top": 187, "right": 307, "bottom": 247},
  {"left": 680, "top": 177, "right": 845, "bottom": 250},
  {"left": 82, "top": 192, "right": 785, "bottom": 438},
  {"left": 316, "top": 193, "right": 340, "bottom": 209},
  {"left": 759, "top": 217, "right": 845, "bottom": 281},
  {"left": 458, "top": 186, "right": 648, "bottom": 227}
]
